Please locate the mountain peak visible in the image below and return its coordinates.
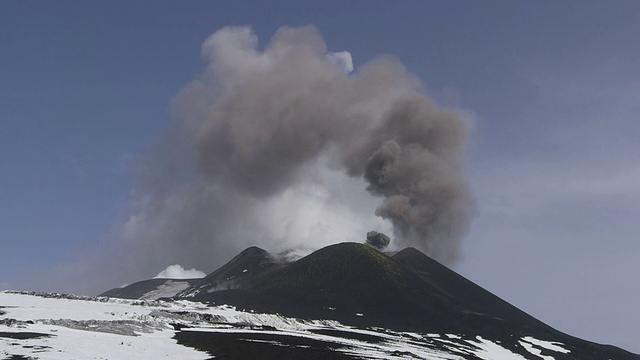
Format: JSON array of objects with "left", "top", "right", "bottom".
[
  {"left": 238, "top": 246, "right": 270, "bottom": 255},
  {"left": 255, "top": 242, "right": 413, "bottom": 292}
]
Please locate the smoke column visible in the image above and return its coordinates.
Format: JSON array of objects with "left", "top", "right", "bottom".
[{"left": 118, "top": 25, "right": 473, "bottom": 282}]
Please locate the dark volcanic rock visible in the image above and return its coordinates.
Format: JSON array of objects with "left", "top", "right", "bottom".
[
  {"left": 392, "top": 247, "right": 545, "bottom": 326},
  {"left": 199, "top": 243, "right": 492, "bottom": 333},
  {"left": 174, "top": 331, "right": 357, "bottom": 360},
  {"left": 0, "top": 332, "right": 52, "bottom": 340}
]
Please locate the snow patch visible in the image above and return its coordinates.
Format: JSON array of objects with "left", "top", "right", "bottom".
[
  {"left": 520, "top": 340, "right": 555, "bottom": 360},
  {"left": 522, "top": 336, "right": 571, "bottom": 354},
  {"left": 140, "top": 280, "right": 191, "bottom": 300},
  {"left": 468, "top": 336, "right": 529, "bottom": 360}
]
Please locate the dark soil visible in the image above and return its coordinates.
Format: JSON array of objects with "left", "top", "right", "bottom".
[
  {"left": 174, "top": 331, "right": 359, "bottom": 360},
  {"left": 309, "top": 328, "right": 385, "bottom": 343},
  {"left": 0, "top": 332, "right": 52, "bottom": 340}
]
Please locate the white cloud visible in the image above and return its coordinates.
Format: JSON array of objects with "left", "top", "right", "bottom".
[
  {"left": 327, "top": 51, "right": 354, "bottom": 73},
  {"left": 154, "top": 265, "right": 206, "bottom": 279}
]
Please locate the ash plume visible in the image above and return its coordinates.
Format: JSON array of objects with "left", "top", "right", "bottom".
[
  {"left": 366, "top": 231, "right": 391, "bottom": 250},
  {"left": 100, "top": 25, "right": 474, "bottom": 290}
]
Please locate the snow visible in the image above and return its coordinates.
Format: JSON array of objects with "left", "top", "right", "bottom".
[
  {"left": 140, "top": 280, "right": 191, "bottom": 300},
  {"left": 0, "top": 291, "right": 573, "bottom": 359},
  {"left": 467, "top": 336, "right": 529, "bottom": 360},
  {"left": 519, "top": 337, "right": 571, "bottom": 360},
  {"left": 0, "top": 292, "right": 208, "bottom": 359},
  {"left": 522, "top": 336, "right": 571, "bottom": 354},
  {"left": 2, "top": 323, "right": 207, "bottom": 360},
  {"left": 520, "top": 340, "right": 555, "bottom": 360}
]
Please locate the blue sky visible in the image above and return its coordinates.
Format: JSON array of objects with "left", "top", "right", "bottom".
[{"left": 2, "top": 1, "right": 639, "bottom": 353}]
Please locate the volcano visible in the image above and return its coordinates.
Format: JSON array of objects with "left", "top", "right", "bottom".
[{"left": 93, "top": 243, "right": 639, "bottom": 359}]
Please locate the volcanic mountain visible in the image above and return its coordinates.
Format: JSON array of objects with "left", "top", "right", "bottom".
[
  {"left": 100, "top": 246, "right": 280, "bottom": 300},
  {"left": 176, "top": 246, "right": 283, "bottom": 298},
  {"left": 98, "top": 242, "right": 638, "bottom": 359}
]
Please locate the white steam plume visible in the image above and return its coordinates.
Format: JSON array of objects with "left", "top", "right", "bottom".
[{"left": 154, "top": 265, "right": 206, "bottom": 279}]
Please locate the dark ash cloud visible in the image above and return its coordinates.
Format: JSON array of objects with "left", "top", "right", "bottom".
[{"left": 366, "top": 231, "right": 391, "bottom": 250}]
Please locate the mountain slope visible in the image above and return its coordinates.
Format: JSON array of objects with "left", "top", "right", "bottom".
[
  {"left": 391, "top": 247, "right": 549, "bottom": 328},
  {"left": 390, "top": 247, "right": 637, "bottom": 359},
  {"left": 101, "top": 246, "right": 281, "bottom": 302},
  {"left": 4, "top": 290, "right": 613, "bottom": 360},
  {"left": 100, "top": 278, "right": 201, "bottom": 300},
  {"left": 178, "top": 243, "right": 638, "bottom": 359},
  {"left": 95, "top": 242, "right": 639, "bottom": 359}
]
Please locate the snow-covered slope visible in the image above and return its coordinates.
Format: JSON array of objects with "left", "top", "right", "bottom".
[
  {"left": 0, "top": 291, "right": 582, "bottom": 360},
  {"left": 101, "top": 278, "right": 201, "bottom": 300},
  {"left": 0, "top": 291, "right": 207, "bottom": 359}
]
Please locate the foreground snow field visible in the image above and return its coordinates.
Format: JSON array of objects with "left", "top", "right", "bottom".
[{"left": 0, "top": 291, "right": 573, "bottom": 359}]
